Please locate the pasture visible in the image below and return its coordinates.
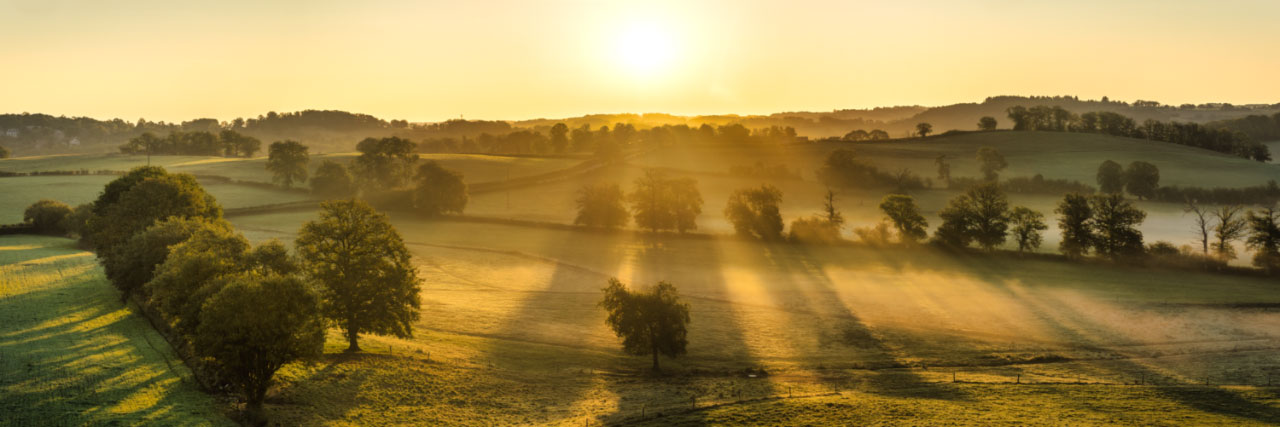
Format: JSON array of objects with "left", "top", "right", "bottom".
[{"left": 0, "top": 235, "right": 230, "bottom": 426}]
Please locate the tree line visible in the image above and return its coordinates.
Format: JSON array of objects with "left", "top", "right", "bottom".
[
  {"left": 419, "top": 122, "right": 800, "bottom": 156},
  {"left": 1006, "top": 105, "right": 1270, "bottom": 161},
  {"left": 23, "top": 167, "right": 425, "bottom": 424},
  {"left": 120, "top": 130, "right": 262, "bottom": 157}
]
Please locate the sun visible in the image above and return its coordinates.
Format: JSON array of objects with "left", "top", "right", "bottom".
[{"left": 615, "top": 22, "right": 677, "bottom": 79}]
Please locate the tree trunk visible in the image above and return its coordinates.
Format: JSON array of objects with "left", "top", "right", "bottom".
[
  {"left": 651, "top": 346, "right": 660, "bottom": 373},
  {"left": 346, "top": 328, "right": 361, "bottom": 353}
]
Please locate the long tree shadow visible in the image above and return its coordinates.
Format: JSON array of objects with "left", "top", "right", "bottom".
[
  {"left": 758, "top": 242, "right": 970, "bottom": 401},
  {"left": 962, "top": 256, "right": 1280, "bottom": 424}
]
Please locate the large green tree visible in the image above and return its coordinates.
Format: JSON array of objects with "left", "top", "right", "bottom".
[
  {"left": 1055, "top": 193, "right": 1094, "bottom": 259},
  {"left": 1124, "top": 161, "right": 1160, "bottom": 200},
  {"left": 412, "top": 161, "right": 468, "bottom": 216},
  {"left": 267, "top": 140, "right": 310, "bottom": 188},
  {"left": 105, "top": 217, "right": 231, "bottom": 301},
  {"left": 879, "top": 194, "right": 928, "bottom": 243},
  {"left": 934, "top": 182, "right": 1010, "bottom": 250},
  {"left": 574, "top": 184, "right": 630, "bottom": 228},
  {"left": 723, "top": 185, "right": 784, "bottom": 240},
  {"left": 195, "top": 274, "right": 325, "bottom": 424},
  {"left": 90, "top": 170, "right": 222, "bottom": 257},
  {"left": 1096, "top": 160, "right": 1125, "bottom": 194},
  {"left": 310, "top": 160, "right": 357, "bottom": 199},
  {"left": 295, "top": 200, "right": 422, "bottom": 352},
  {"left": 1089, "top": 194, "right": 1146, "bottom": 259},
  {"left": 353, "top": 136, "right": 419, "bottom": 189},
  {"left": 629, "top": 169, "right": 702, "bottom": 233},
  {"left": 23, "top": 199, "right": 72, "bottom": 235},
  {"left": 599, "top": 278, "right": 691, "bottom": 372},
  {"left": 146, "top": 226, "right": 252, "bottom": 336}
]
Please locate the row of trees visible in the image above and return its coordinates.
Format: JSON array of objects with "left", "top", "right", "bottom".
[
  {"left": 420, "top": 122, "right": 802, "bottom": 156},
  {"left": 574, "top": 170, "right": 703, "bottom": 232},
  {"left": 265, "top": 137, "right": 469, "bottom": 216},
  {"left": 56, "top": 167, "right": 424, "bottom": 424},
  {"left": 1095, "top": 160, "right": 1160, "bottom": 200},
  {"left": 1006, "top": 105, "right": 1270, "bottom": 161},
  {"left": 120, "top": 130, "right": 262, "bottom": 157},
  {"left": 1184, "top": 201, "right": 1280, "bottom": 271}
]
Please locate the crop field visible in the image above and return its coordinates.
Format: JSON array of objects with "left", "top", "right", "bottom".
[{"left": 0, "top": 235, "right": 230, "bottom": 426}]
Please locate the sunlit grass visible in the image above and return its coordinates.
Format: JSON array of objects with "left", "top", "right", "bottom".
[{"left": 0, "top": 235, "right": 231, "bottom": 426}]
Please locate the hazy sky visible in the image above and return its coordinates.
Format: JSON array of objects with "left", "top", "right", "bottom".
[{"left": 3, "top": 0, "right": 1278, "bottom": 122}]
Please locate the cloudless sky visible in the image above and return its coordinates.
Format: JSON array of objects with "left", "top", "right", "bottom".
[{"left": 2, "top": 0, "right": 1278, "bottom": 122}]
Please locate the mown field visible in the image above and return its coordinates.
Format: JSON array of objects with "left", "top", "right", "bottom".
[{"left": 0, "top": 235, "right": 231, "bottom": 426}]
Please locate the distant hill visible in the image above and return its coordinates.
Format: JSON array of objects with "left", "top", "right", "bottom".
[{"left": 2, "top": 96, "right": 1276, "bottom": 157}]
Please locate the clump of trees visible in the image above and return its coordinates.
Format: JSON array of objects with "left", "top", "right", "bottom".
[
  {"left": 1093, "top": 160, "right": 1159, "bottom": 200},
  {"left": 724, "top": 185, "right": 784, "bottom": 240},
  {"left": 266, "top": 140, "right": 310, "bottom": 188},
  {"left": 1246, "top": 207, "right": 1280, "bottom": 273},
  {"left": 600, "top": 278, "right": 690, "bottom": 372},
  {"left": 630, "top": 170, "right": 703, "bottom": 233},
  {"left": 842, "top": 129, "right": 891, "bottom": 142},
  {"left": 915, "top": 123, "right": 933, "bottom": 138},
  {"left": 412, "top": 161, "right": 468, "bottom": 216},
  {"left": 879, "top": 194, "right": 928, "bottom": 244},
  {"left": 310, "top": 160, "right": 356, "bottom": 199},
  {"left": 23, "top": 199, "right": 72, "bottom": 234},
  {"left": 1054, "top": 193, "right": 1146, "bottom": 260},
  {"left": 976, "top": 147, "right": 1008, "bottom": 181},
  {"left": 818, "top": 149, "right": 927, "bottom": 191},
  {"left": 120, "top": 130, "right": 261, "bottom": 157},
  {"left": 934, "top": 182, "right": 1013, "bottom": 251},
  {"left": 1006, "top": 105, "right": 1270, "bottom": 161},
  {"left": 574, "top": 184, "right": 630, "bottom": 228},
  {"left": 788, "top": 190, "right": 844, "bottom": 243},
  {"left": 977, "top": 116, "right": 998, "bottom": 131},
  {"left": 354, "top": 136, "right": 420, "bottom": 190}
]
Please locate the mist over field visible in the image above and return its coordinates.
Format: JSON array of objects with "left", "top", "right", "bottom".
[{"left": 4, "top": 1, "right": 1280, "bottom": 426}]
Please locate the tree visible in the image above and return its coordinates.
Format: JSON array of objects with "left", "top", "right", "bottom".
[
  {"left": 723, "top": 185, "right": 784, "bottom": 240},
  {"left": 1090, "top": 194, "right": 1146, "bottom": 259},
  {"left": 574, "top": 184, "right": 629, "bottom": 228},
  {"left": 1124, "top": 161, "right": 1159, "bottom": 200},
  {"left": 195, "top": 274, "right": 325, "bottom": 424},
  {"left": 599, "top": 278, "right": 690, "bottom": 372},
  {"left": 868, "top": 129, "right": 890, "bottom": 140},
  {"left": 879, "top": 194, "right": 928, "bottom": 243},
  {"left": 105, "top": 217, "right": 231, "bottom": 302},
  {"left": 1055, "top": 193, "right": 1094, "bottom": 259},
  {"left": 23, "top": 199, "right": 72, "bottom": 235},
  {"left": 549, "top": 123, "right": 570, "bottom": 153},
  {"left": 1096, "top": 160, "right": 1124, "bottom": 194},
  {"left": 935, "top": 155, "right": 951, "bottom": 184},
  {"left": 0, "top": 145, "right": 8, "bottom": 158},
  {"left": 310, "top": 160, "right": 356, "bottom": 199},
  {"left": 915, "top": 122, "right": 933, "bottom": 138},
  {"left": 976, "top": 147, "right": 1008, "bottom": 181},
  {"left": 61, "top": 203, "right": 94, "bottom": 241},
  {"left": 146, "top": 225, "right": 252, "bottom": 336},
  {"left": 353, "top": 136, "right": 419, "bottom": 189},
  {"left": 267, "top": 140, "right": 310, "bottom": 188},
  {"left": 570, "top": 124, "right": 594, "bottom": 152},
  {"left": 977, "top": 116, "right": 998, "bottom": 131},
  {"left": 90, "top": 171, "right": 223, "bottom": 258},
  {"left": 821, "top": 189, "right": 844, "bottom": 228},
  {"left": 1211, "top": 205, "right": 1248, "bottom": 261},
  {"left": 1245, "top": 207, "right": 1280, "bottom": 273},
  {"left": 934, "top": 182, "right": 1010, "bottom": 250},
  {"left": 1009, "top": 207, "right": 1048, "bottom": 252},
  {"left": 1184, "top": 199, "right": 1211, "bottom": 255},
  {"left": 295, "top": 200, "right": 422, "bottom": 352},
  {"left": 629, "top": 169, "right": 703, "bottom": 233},
  {"left": 412, "top": 161, "right": 468, "bottom": 216}
]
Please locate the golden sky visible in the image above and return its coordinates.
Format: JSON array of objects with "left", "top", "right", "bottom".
[{"left": 3, "top": 0, "right": 1278, "bottom": 122}]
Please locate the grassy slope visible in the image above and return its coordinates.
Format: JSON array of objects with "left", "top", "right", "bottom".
[
  {"left": 226, "top": 213, "right": 1280, "bottom": 425},
  {"left": 0, "top": 235, "right": 230, "bottom": 426}
]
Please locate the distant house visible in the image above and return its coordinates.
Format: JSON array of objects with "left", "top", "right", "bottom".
[
  {"left": 68, "top": 137, "right": 81, "bottom": 146},
  {"left": 4, "top": 128, "right": 17, "bottom": 138}
]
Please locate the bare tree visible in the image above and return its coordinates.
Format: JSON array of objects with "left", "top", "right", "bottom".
[
  {"left": 1212, "top": 205, "right": 1249, "bottom": 261},
  {"left": 1184, "top": 199, "right": 1210, "bottom": 255}
]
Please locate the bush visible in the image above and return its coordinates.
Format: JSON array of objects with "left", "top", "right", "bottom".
[
  {"left": 788, "top": 217, "right": 842, "bottom": 244},
  {"left": 574, "top": 184, "right": 629, "bottom": 228},
  {"left": 23, "top": 199, "right": 72, "bottom": 235}
]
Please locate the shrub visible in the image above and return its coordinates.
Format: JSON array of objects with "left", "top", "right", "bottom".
[{"left": 23, "top": 199, "right": 72, "bottom": 235}]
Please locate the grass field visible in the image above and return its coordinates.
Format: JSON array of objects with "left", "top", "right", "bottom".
[
  {"left": 0, "top": 235, "right": 230, "bottom": 426},
  {"left": 219, "top": 215, "right": 1280, "bottom": 425}
]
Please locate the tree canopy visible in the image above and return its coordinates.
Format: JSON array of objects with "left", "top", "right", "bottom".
[
  {"left": 266, "top": 140, "right": 310, "bottom": 188},
  {"left": 879, "top": 194, "right": 928, "bottom": 243},
  {"left": 934, "top": 182, "right": 1010, "bottom": 250},
  {"left": 1124, "top": 161, "right": 1159, "bottom": 200},
  {"left": 23, "top": 199, "right": 71, "bottom": 235},
  {"left": 1096, "top": 160, "right": 1124, "bottom": 194},
  {"left": 412, "top": 161, "right": 468, "bottom": 216},
  {"left": 629, "top": 169, "right": 702, "bottom": 233},
  {"left": 310, "top": 160, "right": 356, "bottom": 199},
  {"left": 976, "top": 147, "right": 1008, "bottom": 181},
  {"left": 353, "top": 136, "right": 419, "bottom": 189},
  {"left": 295, "top": 200, "right": 422, "bottom": 352},
  {"left": 723, "top": 185, "right": 785, "bottom": 240},
  {"left": 574, "top": 184, "right": 630, "bottom": 228},
  {"left": 599, "top": 278, "right": 691, "bottom": 372}
]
